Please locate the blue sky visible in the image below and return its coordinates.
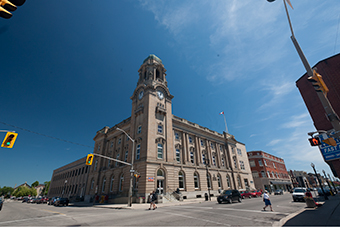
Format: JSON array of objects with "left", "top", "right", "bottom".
[{"left": 1, "top": 0, "right": 339, "bottom": 188}]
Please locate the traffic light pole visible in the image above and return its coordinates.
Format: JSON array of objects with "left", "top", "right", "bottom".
[{"left": 283, "top": 0, "right": 340, "bottom": 138}]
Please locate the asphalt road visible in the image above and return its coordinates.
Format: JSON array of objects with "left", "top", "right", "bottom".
[{"left": 0, "top": 193, "right": 306, "bottom": 226}]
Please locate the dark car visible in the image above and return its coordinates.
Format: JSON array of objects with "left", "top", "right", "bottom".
[
  {"left": 318, "top": 187, "right": 331, "bottom": 196},
  {"left": 239, "top": 190, "right": 252, "bottom": 199},
  {"left": 274, "top": 189, "right": 283, "bottom": 195},
  {"left": 0, "top": 198, "right": 3, "bottom": 211},
  {"left": 217, "top": 190, "right": 241, "bottom": 204},
  {"left": 48, "top": 197, "right": 59, "bottom": 205},
  {"left": 54, "top": 198, "right": 69, "bottom": 206}
]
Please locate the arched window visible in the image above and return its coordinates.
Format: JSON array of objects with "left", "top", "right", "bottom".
[
  {"left": 157, "top": 169, "right": 164, "bottom": 177},
  {"left": 237, "top": 176, "right": 242, "bottom": 188},
  {"left": 110, "top": 175, "right": 114, "bottom": 192},
  {"left": 178, "top": 171, "right": 185, "bottom": 189},
  {"left": 226, "top": 175, "right": 231, "bottom": 188},
  {"left": 102, "top": 177, "right": 106, "bottom": 193},
  {"left": 217, "top": 174, "right": 222, "bottom": 189},
  {"left": 194, "top": 172, "right": 199, "bottom": 189},
  {"left": 119, "top": 174, "right": 124, "bottom": 192}
]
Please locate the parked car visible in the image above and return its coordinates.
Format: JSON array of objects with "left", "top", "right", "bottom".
[
  {"left": 318, "top": 187, "right": 331, "bottom": 196},
  {"left": 22, "top": 198, "right": 29, "bottom": 203},
  {"left": 48, "top": 197, "right": 59, "bottom": 205},
  {"left": 274, "top": 189, "right": 283, "bottom": 195},
  {"left": 239, "top": 189, "right": 252, "bottom": 199},
  {"left": 54, "top": 198, "right": 69, "bottom": 206},
  {"left": 292, "top": 187, "right": 307, "bottom": 202},
  {"left": 217, "top": 190, "right": 241, "bottom": 204},
  {"left": 0, "top": 198, "right": 3, "bottom": 211},
  {"left": 250, "top": 190, "right": 262, "bottom": 197}
]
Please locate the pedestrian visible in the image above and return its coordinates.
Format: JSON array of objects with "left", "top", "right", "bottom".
[
  {"left": 149, "top": 191, "right": 157, "bottom": 210},
  {"left": 262, "top": 190, "right": 273, "bottom": 211}
]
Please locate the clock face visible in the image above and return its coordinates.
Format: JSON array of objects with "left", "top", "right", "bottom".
[
  {"left": 138, "top": 90, "right": 144, "bottom": 100},
  {"left": 157, "top": 90, "right": 164, "bottom": 100}
]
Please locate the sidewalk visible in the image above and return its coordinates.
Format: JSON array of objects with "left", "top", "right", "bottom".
[{"left": 282, "top": 193, "right": 340, "bottom": 226}]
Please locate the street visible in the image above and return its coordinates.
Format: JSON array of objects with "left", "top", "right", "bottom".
[{"left": 0, "top": 193, "right": 306, "bottom": 226}]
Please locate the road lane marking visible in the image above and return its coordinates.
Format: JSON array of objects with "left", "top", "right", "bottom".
[
  {"left": 41, "top": 209, "right": 66, "bottom": 215},
  {"left": 0, "top": 214, "right": 64, "bottom": 225}
]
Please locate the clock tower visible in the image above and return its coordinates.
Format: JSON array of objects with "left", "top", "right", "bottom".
[{"left": 130, "top": 54, "right": 174, "bottom": 193}]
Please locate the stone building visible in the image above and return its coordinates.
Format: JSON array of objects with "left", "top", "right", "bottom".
[
  {"left": 48, "top": 156, "right": 89, "bottom": 200},
  {"left": 84, "top": 54, "right": 255, "bottom": 203},
  {"left": 247, "top": 150, "right": 292, "bottom": 193}
]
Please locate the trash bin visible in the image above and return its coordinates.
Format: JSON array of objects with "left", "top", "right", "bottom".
[{"left": 205, "top": 193, "right": 208, "bottom": 201}]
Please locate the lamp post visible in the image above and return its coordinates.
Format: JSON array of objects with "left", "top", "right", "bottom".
[
  {"left": 62, "top": 180, "right": 67, "bottom": 198},
  {"left": 205, "top": 158, "right": 211, "bottom": 201},
  {"left": 116, "top": 127, "right": 135, "bottom": 207},
  {"left": 322, "top": 170, "right": 334, "bottom": 195},
  {"left": 328, "top": 174, "right": 338, "bottom": 194},
  {"left": 311, "top": 163, "right": 328, "bottom": 200}
]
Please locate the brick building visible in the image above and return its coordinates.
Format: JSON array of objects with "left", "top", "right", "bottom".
[
  {"left": 296, "top": 53, "right": 340, "bottom": 177},
  {"left": 247, "top": 150, "right": 292, "bottom": 193}
]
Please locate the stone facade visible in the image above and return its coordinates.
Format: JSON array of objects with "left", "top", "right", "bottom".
[{"left": 83, "top": 54, "right": 255, "bottom": 203}]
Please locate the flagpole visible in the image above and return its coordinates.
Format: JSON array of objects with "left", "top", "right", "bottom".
[{"left": 220, "top": 112, "right": 229, "bottom": 134}]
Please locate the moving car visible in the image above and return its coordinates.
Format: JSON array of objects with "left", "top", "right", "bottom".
[
  {"left": 217, "top": 190, "right": 241, "bottom": 204},
  {"left": 274, "top": 189, "right": 283, "bottom": 195},
  {"left": 292, "top": 187, "right": 307, "bottom": 202},
  {"left": 54, "top": 198, "right": 69, "bottom": 206},
  {"left": 239, "top": 189, "right": 252, "bottom": 199}
]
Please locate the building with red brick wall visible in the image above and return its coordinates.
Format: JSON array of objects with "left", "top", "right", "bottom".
[
  {"left": 296, "top": 53, "right": 340, "bottom": 177},
  {"left": 247, "top": 151, "right": 292, "bottom": 193}
]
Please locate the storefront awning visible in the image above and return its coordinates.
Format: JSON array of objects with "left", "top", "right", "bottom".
[{"left": 270, "top": 181, "right": 291, "bottom": 185}]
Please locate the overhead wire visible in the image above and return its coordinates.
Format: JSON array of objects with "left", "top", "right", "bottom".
[{"left": 0, "top": 121, "right": 94, "bottom": 149}]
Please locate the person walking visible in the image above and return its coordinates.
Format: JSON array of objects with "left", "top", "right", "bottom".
[
  {"left": 149, "top": 191, "right": 157, "bottom": 210},
  {"left": 263, "top": 190, "right": 273, "bottom": 211}
]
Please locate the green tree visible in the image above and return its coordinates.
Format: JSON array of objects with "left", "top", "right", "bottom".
[
  {"left": 41, "top": 181, "right": 50, "bottom": 195},
  {"left": 0, "top": 186, "right": 14, "bottom": 198},
  {"left": 31, "top": 181, "right": 39, "bottom": 188},
  {"left": 12, "top": 186, "right": 37, "bottom": 197}
]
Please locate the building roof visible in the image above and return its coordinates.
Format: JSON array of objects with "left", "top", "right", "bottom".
[{"left": 143, "top": 54, "right": 162, "bottom": 64}]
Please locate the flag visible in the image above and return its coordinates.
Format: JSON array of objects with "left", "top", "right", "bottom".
[
  {"left": 286, "top": 0, "right": 293, "bottom": 10},
  {"left": 219, "top": 111, "right": 224, "bottom": 115}
]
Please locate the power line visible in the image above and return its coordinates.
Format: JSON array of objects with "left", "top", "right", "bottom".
[{"left": 0, "top": 121, "right": 94, "bottom": 149}]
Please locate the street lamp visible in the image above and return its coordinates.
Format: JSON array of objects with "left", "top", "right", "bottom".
[
  {"left": 311, "top": 163, "right": 328, "bottom": 200},
  {"left": 62, "top": 180, "right": 67, "bottom": 198},
  {"left": 116, "top": 127, "right": 135, "bottom": 207}
]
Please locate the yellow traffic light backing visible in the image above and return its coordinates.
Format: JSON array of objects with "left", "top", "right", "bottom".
[
  {"left": 86, "top": 154, "right": 94, "bottom": 165},
  {"left": 0, "top": 0, "right": 25, "bottom": 19},
  {"left": 322, "top": 138, "right": 337, "bottom": 146},
  {"left": 307, "top": 70, "right": 329, "bottom": 96},
  {"left": 1, "top": 132, "right": 18, "bottom": 148}
]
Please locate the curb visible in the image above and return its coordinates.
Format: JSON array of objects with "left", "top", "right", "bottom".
[{"left": 272, "top": 208, "right": 306, "bottom": 227}]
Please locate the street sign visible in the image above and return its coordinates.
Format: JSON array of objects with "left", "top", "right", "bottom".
[
  {"left": 319, "top": 133, "right": 340, "bottom": 161},
  {"left": 129, "top": 169, "right": 135, "bottom": 173}
]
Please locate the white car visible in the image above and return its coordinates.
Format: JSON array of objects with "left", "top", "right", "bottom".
[{"left": 292, "top": 187, "right": 307, "bottom": 202}]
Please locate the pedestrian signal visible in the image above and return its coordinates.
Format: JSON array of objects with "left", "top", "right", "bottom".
[
  {"left": 86, "top": 154, "right": 94, "bottom": 165},
  {"left": 309, "top": 137, "right": 321, "bottom": 146},
  {"left": 1, "top": 132, "right": 18, "bottom": 148}
]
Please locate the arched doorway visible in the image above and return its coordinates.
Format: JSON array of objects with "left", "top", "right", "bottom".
[{"left": 157, "top": 169, "right": 165, "bottom": 194}]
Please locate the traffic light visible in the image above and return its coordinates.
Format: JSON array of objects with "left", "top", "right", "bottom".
[
  {"left": 134, "top": 173, "right": 141, "bottom": 179},
  {"left": 0, "top": 0, "right": 25, "bottom": 19},
  {"left": 309, "top": 137, "right": 321, "bottom": 146},
  {"left": 307, "top": 70, "right": 329, "bottom": 96},
  {"left": 1, "top": 132, "right": 18, "bottom": 148},
  {"left": 86, "top": 154, "right": 94, "bottom": 165}
]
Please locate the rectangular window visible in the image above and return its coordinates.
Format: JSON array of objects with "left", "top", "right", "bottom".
[
  {"left": 157, "top": 143, "right": 163, "bottom": 159},
  {"left": 249, "top": 160, "right": 256, "bottom": 167},
  {"left": 188, "top": 136, "right": 193, "bottom": 143},
  {"left": 190, "top": 152, "right": 194, "bottom": 164},
  {"left": 158, "top": 125, "right": 163, "bottom": 134},
  {"left": 176, "top": 149, "right": 180, "bottom": 162},
  {"left": 108, "top": 160, "right": 111, "bottom": 168},
  {"left": 201, "top": 139, "right": 204, "bottom": 146},
  {"left": 137, "top": 126, "right": 142, "bottom": 134},
  {"left": 202, "top": 154, "right": 206, "bottom": 165},
  {"left": 261, "top": 171, "right": 266, "bottom": 178},
  {"left": 136, "top": 144, "right": 140, "bottom": 160},
  {"left": 125, "top": 151, "right": 128, "bottom": 162},
  {"left": 211, "top": 143, "right": 214, "bottom": 149},
  {"left": 252, "top": 171, "right": 259, "bottom": 178},
  {"left": 97, "top": 145, "right": 101, "bottom": 151},
  {"left": 115, "top": 154, "right": 120, "bottom": 166},
  {"left": 232, "top": 147, "right": 235, "bottom": 154},
  {"left": 94, "top": 160, "right": 98, "bottom": 171},
  {"left": 267, "top": 171, "right": 271, "bottom": 178},
  {"left": 239, "top": 161, "right": 245, "bottom": 170},
  {"left": 258, "top": 160, "right": 263, "bottom": 166},
  {"left": 273, "top": 162, "right": 276, "bottom": 169},
  {"left": 118, "top": 138, "right": 121, "bottom": 144},
  {"left": 237, "top": 148, "right": 242, "bottom": 156},
  {"left": 212, "top": 156, "right": 216, "bottom": 166},
  {"left": 264, "top": 160, "right": 267, "bottom": 166},
  {"left": 110, "top": 142, "right": 113, "bottom": 147},
  {"left": 221, "top": 157, "right": 225, "bottom": 166},
  {"left": 175, "top": 132, "right": 179, "bottom": 140}
]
